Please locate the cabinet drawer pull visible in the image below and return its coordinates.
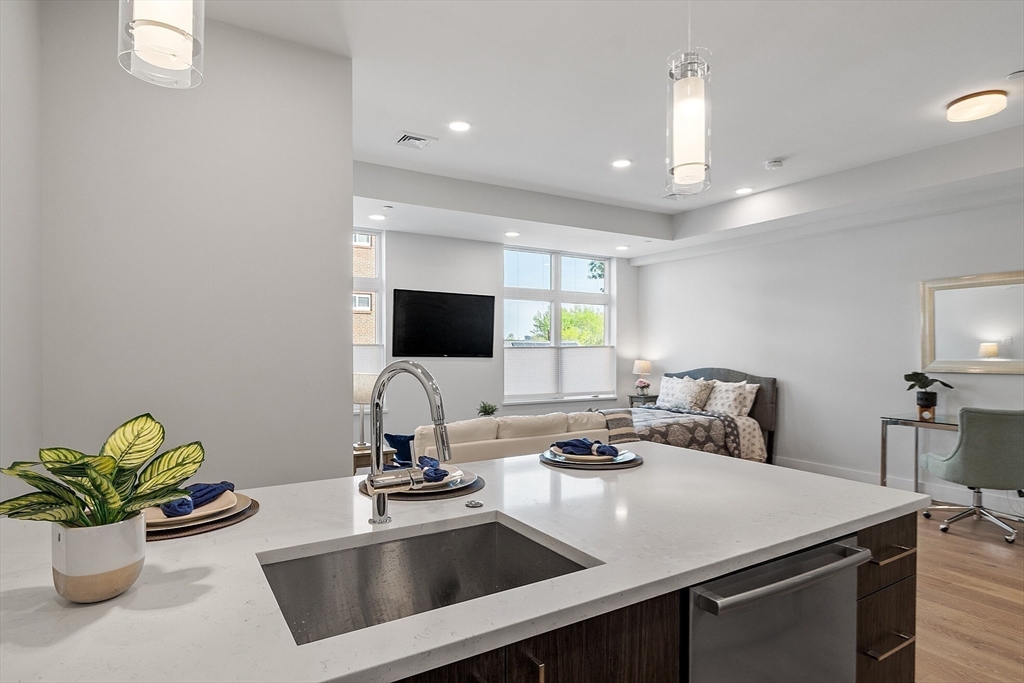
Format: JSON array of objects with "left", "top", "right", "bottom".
[
  {"left": 866, "top": 632, "right": 915, "bottom": 661},
  {"left": 869, "top": 545, "right": 916, "bottom": 566},
  {"left": 527, "top": 653, "right": 546, "bottom": 683}
]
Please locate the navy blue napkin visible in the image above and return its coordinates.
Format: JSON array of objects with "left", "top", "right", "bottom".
[
  {"left": 553, "top": 438, "right": 618, "bottom": 457},
  {"left": 160, "top": 481, "right": 235, "bottom": 518}
]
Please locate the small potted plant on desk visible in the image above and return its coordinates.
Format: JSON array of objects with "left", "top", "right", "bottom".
[
  {"left": 0, "top": 414, "right": 204, "bottom": 603},
  {"left": 903, "top": 372, "right": 954, "bottom": 422}
]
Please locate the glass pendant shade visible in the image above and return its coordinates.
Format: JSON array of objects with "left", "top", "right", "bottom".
[
  {"left": 666, "top": 48, "right": 711, "bottom": 195},
  {"left": 118, "top": 0, "right": 204, "bottom": 89}
]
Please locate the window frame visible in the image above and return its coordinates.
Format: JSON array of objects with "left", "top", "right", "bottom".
[
  {"left": 503, "top": 248, "right": 615, "bottom": 403},
  {"left": 353, "top": 229, "right": 385, "bottom": 412}
]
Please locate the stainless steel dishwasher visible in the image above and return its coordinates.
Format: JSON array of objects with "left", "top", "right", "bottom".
[{"left": 688, "top": 537, "right": 871, "bottom": 683}]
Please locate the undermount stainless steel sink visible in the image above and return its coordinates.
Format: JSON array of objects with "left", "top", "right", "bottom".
[{"left": 259, "top": 516, "right": 599, "bottom": 645}]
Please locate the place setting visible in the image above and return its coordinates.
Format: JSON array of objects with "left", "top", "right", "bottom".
[
  {"left": 539, "top": 438, "right": 643, "bottom": 471},
  {"left": 357, "top": 455, "right": 485, "bottom": 500}
]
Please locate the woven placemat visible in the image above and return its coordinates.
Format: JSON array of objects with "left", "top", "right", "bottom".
[
  {"left": 146, "top": 499, "right": 260, "bottom": 541},
  {"left": 540, "top": 454, "right": 644, "bottom": 471},
  {"left": 358, "top": 477, "right": 485, "bottom": 501}
]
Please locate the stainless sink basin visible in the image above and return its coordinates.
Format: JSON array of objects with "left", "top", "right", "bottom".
[{"left": 259, "top": 516, "right": 599, "bottom": 645}]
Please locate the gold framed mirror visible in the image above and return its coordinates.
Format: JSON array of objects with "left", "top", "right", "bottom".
[{"left": 921, "top": 270, "right": 1024, "bottom": 374}]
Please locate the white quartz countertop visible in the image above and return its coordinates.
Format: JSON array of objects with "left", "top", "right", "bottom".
[{"left": 0, "top": 442, "right": 928, "bottom": 682}]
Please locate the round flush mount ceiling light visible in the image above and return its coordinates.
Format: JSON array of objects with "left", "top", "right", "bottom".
[
  {"left": 946, "top": 90, "right": 1008, "bottom": 122},
  {"left": 612, "top": 159, "right": 632, "bottom": 168},
  {"left": 368, "top": 214, "right": 386, "bottom": 221},
  {"left": 615, "top": 246, "right": 630, "bottom": 251},
  {"left": 735, "top": 187, "right": 753, "bottom": 195},
  {"left": 448, "top": 121, "right": 471, "bottom": 132},
  {"left": 118, "top": 0, "right": 205, "bottom": 89},
  {"left": 504, "top": 231, "right": 520, "bottom": 237}
]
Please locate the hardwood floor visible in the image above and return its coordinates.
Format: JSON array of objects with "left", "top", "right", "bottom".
[{"left": 916, "top": 506, "right": 1024, "bottom": 683}]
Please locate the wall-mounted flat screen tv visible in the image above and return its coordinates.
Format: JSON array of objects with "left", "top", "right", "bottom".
[{"left": 392, "top": 289, "right": 495, "bottom": 358}]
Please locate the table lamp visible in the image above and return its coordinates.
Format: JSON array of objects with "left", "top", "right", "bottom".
[
  {"left": 353, "top": 373, "right": 377, "bottom": 448},
  {"left": 979, "top": 342, "right": 999, "bottom": 358},
  {"left": 632, "top": 360, "right": 652, "bottom": 395}
]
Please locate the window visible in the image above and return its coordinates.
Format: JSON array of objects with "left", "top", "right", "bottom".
[
  {"left": 354, "top": 230, "right": 385, "bottom": 401},
  {"left": 504, "top": 249, "right": 615, "bottom": 401}
]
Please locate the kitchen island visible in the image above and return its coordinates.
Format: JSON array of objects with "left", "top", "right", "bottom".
[{"left": 0, "top": 442, "right": 928, "bottom": 682}]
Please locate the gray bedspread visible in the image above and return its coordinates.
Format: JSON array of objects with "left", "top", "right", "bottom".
[{"left": 630, "top": 406, "right": 743, "bottom": 458}]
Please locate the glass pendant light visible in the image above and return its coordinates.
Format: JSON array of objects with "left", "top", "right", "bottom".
[
  {"left": 118, "top": 0, "right": 204, "bottom": 89},
  {"left": 666, "top": 1, "right": 710, "bottom": 196}
]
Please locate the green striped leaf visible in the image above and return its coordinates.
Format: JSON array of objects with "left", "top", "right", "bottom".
[
  {"left": 85, "top": 466, "right": 121, "bottom": 511},
  {"left": 39, "top": 448, "right": 86, "bottom": 466},
  {"left": 100, "top": 414, "right": 165, "bottom": 470},
  {"left": 0, "top": 468, "right": 81, "bottom": 506},
  {"left": 136, "top": 442, "right": 204, "bottom": 496},
  {"left": 0, "top": 492, "right": 65, "bottom": 516},
  {"left": 82, "top": 455, "right": 117, "bottom": 478},
  {"left": 8, "top": 503, "right": 81, "bottom": 523},
  {"left": 123, "top": 487, "right": 191, "bottom": 513},
  {"left": 114, "top": 469, "right": 137, "bottom": 500}
]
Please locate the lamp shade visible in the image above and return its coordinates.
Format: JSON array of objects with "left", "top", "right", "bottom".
[
  {"left": 632, "top": 360, "right": 652, "bottom": 375},
  {"left": 979, "top": 342, "right": 999, "bottom": 358},
  {"left": 353, "top": 374, "right": 377, "bottom": 405},
  {"left": 118, "top": 0, "right": 205, "bottom": 89}
]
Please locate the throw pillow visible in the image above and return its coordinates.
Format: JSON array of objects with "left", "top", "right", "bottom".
[
  {"left": 739, "top": 384, "right": 760, "bottom": 417},
  {"left": 660, "top": 376, "right": 714, "bottom": 411},
  {"left": 598, "top": 409, "right": 639, "bottom": 444},
  {"left": 703, "top": 380, "right": 748, "bottom": 416},
  {"left": 384, "top": 433, "right": 415, "bottom": 464}
]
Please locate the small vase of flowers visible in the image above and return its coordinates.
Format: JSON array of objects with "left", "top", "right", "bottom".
[{"left": 635, "top": 378, "right": 651, "bottom": 396}]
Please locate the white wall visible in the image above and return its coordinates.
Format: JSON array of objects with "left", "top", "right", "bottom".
[
  {"left": 639, "top": 199, "right": 1024, "bottom": 513},
  {"left": 0, "top": 0, "right": 44, "bottom": 501},
  {"left": 37, "top": 1, "right": 353, "bottom": 486},
  {"left": 364, "top": 231, "right": 639, "bottom": 440}
]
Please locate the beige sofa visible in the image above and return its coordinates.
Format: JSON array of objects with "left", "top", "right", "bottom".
[{"left": 414, "top": 411, "right": 609, "bottom": 464}]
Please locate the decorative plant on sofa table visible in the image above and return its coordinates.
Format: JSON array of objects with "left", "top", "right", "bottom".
[
  {"left": 903, "top": 372, "right": 954, "bottom": 422},
  {"left": 0, "top": 413, "right": 204, "bottom": 603},
  {"left": 478, "top": 401, "right": 498, "bottom": 417}
]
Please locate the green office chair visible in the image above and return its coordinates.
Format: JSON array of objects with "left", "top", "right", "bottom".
[{"left": 921, "top": 407, "right": 1024, "bottom": 543}]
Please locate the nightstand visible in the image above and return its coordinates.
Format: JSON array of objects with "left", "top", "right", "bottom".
[
  {"left": 352, "top": 445, "right": 397, "bottom": 475},
  {"left": 629, "top": 394, "right": 658, "bottom": 408}
]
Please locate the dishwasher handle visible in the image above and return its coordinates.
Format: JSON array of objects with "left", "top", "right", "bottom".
[{"left": 693, "top": 542, "right": 871, "bottom": 617}]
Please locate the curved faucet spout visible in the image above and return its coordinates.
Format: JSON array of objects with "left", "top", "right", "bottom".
[{"left": 366, "top": 360, "right": 452, "bottom": 524}]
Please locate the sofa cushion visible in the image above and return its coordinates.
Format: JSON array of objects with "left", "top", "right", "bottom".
[
  {"left": 568, "top": 411, "right": 607, "bottom": 432},
  {"left": 598, "top": 409, "right": 639, "bottom": 444},
  {"left": 414, "top": 417, "right": 498, "bottom": 457},
  {"left": 384, "top": 433, "right": 415, "bottom": 464},
  {"left": 497, "top": 412, "right": 568, "bottom": 439}
]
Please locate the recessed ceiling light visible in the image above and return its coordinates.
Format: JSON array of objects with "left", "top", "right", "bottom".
[
  {"left": 612, "top": 159, "right": 632, "bottom": 168},
  {"left": 735, "top": 187, "right": 754, "bottom": 195},
  {"left": 946, "top": 90, "right": 1008, "bottom": 122},
  {"left": 505, "top": 231, "right": 520, "bottom": 237},
  {"left": 368, "top": 214, "right": 386, "bottom": 221},
  {"left": 448, "top": 121, "right": 471, "bottom": 132},
  {"left": 615, "top": 246, "right": 629, "bottom": 251}
]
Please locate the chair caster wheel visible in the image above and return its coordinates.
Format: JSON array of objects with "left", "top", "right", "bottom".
[
  {"left": 939, "top": 525, "right": 949, "bottom": 532},
  {"left": 922, "top": 511, "right": 931, "bottom": 519},
  {"left": 1006, "top": 535, "right": 1016, "bottom": 544}
]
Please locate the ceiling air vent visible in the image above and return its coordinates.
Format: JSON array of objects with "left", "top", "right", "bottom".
[{"left": 395, "top": 131, "right": 438, "bottom": 149}]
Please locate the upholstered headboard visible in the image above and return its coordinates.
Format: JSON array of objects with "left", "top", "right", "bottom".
[{"left": 664, "top": 368, "right": 778, "bottom": 462}]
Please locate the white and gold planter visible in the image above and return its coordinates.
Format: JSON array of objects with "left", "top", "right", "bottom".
[{"left": 51, "top": 514, "right": 146, "bottom": 603}]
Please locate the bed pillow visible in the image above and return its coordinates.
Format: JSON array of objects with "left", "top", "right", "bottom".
[
  {"left": 384, "top": 433, "right": 415, "bottom": 464},
  {"left": 598, "top": 409, "right": 639, "bottom": 444},
  {"left": 659, "top": 376, "right": 714, "bottom": 411},
  {"left": 739, "top": 384, "right": 760, "bottom": 417},
  {"left": 703, "top": 380, "right": 748, "bottom": 416}
]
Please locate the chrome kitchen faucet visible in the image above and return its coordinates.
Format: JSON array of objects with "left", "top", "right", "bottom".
[{"left": 365, "top": 360, "right": 452, "bottom": 524}]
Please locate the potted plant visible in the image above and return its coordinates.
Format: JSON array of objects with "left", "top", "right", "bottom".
[
  {"left": 477, "top": 401, "right": 498, "bottom": 417},
  {"left": 0, "top": 414, "right": 204, "bottom": 603},
  {"left": 635, "top": 378, "right": 651, "bottom": 396},
  {"left": 903, "top": 372, "right": 954, "bottom": 422}
]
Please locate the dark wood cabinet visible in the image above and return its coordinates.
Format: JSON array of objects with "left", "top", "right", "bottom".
[
  {"left": 856, "top": 513, "right": 917, "bottom": 683},
  {"left": 398, "top": 592, "right": 679, "bottom": 683}
]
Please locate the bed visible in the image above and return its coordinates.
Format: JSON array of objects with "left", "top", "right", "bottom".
[{"left": 626, "top": 368, "right": 778, "bottom": 464}]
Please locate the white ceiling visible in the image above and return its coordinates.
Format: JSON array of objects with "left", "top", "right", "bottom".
[{"left": 209, "top": 0, "right": 1024, "bottom": 216}]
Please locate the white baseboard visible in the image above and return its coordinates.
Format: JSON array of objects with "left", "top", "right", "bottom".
[{"left": 775, "top": 456, "right": 1024, "bottom": 518}]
